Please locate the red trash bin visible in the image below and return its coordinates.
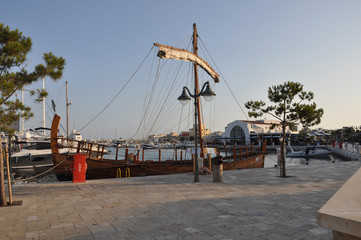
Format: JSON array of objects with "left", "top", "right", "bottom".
[{"left": 71, "top": 154, "right": 87, "bottom": 183}]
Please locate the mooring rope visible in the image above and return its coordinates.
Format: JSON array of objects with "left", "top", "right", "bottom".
[{"left": 14, "top": 155, "right": 71, "bottom": 182}]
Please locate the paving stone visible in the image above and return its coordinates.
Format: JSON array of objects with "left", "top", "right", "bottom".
[{"left": 1, "top": 161, "right": 360, "bottom": 239}]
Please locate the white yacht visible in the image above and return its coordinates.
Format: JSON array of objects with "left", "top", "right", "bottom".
[{"left": 287, "top": 143, "right": 332, "bottom": 158}]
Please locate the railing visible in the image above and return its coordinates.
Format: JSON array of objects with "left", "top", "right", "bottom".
[
  {"left": 56, "top": 137, "right": 266, "bottom": 166},
  {"left": 56, "top": 137, "right": 193, "bottom": 164},
  {"left": 217, "top": 144, "right": 263, "bottom": 161},
  {"left": 57, "top": 137, "right": 109, "bottom": 161}
]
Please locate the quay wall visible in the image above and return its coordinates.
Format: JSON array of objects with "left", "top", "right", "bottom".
[
  {"left": 328, "top": 142, "right": 361, "bottom": 161},
  {"left": 264, "top": 143, "right": 361, "bottom": 161}
]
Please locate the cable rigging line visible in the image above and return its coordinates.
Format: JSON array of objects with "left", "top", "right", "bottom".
[
  {"left": 145, "top": 38, "right": 193, "bottom": 137},
  {"left": 135, "top": 50, "right": 157, "bottom": 139},
  {"left": 198, "top": 36, "right": 249, "bottom": 120},
  {"left": 151, "top": 57, "right": 195, "bottom": 136},
  {"left": 131, "top": 57, "right": 163, "bottom": 139},
  {"left": 143, "top": 60, "right": 175, "bottom": 136},
  {"left": 177, "top": 59, "right": 192, "bottom": 134},
  {"left": 199, "top": 36, "right": 261, "bottom": 141},
  {"left": 141, "top": 49, "right": 157, "bottom": 138},
  {"left": 68, "top": 83, "right": 96, "bottom": 138},
  {"left": 152, "top": 63, "right": 190, "bottom": 130},
  {"left": 78, "top": 45, "right": 155, "bottom": 132},
  {"left": 144, "top": 59, "right": 185, "bottom": 138}
]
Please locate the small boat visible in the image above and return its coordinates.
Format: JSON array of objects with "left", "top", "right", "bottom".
[
  {"left": 11, "top": 127, "right": 67, "bottom": 169},
  {"left": 287, "top": 143, "right": 331, "bottom": 158},
  {"left": 142, "top": 144, "right": 155, "bottom": 149}
]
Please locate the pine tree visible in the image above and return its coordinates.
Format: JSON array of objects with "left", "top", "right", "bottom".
[
  {"left": 245, "top": 81, "right": 324, "bottom": 177},
  {"left": 0, "top": 23, "right": 65, "bottom": 206}
]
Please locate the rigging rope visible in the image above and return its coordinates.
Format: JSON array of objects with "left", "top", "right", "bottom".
[
  {"left": 148, "top": 60, "right": 186, "bottom": 135},
  {"left": 45, "top": 100, "right": 66, "bottom": 133},
  {"left": 136, "top": 38, "right": 194, "bottom": 138},
  {"left": 198, "top": 37, "right": 249, "bottom": 120},
  {"left": 68, "top": 83, "right": 96, "bottom": 137},
  {"left": 131, "top": 57, "right": 164, "bottom": 139},
  {"left": 198, "top": 36, "right": 261, "bottom": 141},
  {"left": 78, "top": 45, "right": 155, "bottom": 132},
  {"left": 14, "top": 155, "right": 71, "bottom": 182},
  {"left": 141, "top": 49, "right": 157, "bottom": 137}
]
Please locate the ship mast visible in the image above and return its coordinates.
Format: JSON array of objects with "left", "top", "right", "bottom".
[
  {"left": 42, "top": 77, "right": 46, "bottom": 135},
  {"left": 192, "top": 23, "right": 205, "bottom": 158},
  {"left": 66, "top": 81, "right": 70, "bottom": 139}
]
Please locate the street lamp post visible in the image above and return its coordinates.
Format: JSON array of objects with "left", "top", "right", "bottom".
[{"left": 178, "top": 81, "right": 216, "bottom": 182}]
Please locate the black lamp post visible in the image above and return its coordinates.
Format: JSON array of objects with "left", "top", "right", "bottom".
[{"left": 178, "top": 81, "right": 216, "bottom": 182}]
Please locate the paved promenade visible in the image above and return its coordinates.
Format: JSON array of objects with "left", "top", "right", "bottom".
[{"left": 1, "top": 161, "right": 361, "bottom": 240}]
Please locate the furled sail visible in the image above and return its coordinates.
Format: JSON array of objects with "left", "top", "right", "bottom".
[{"left": 154, "top": 43, "right": 220, "bottom": 83}]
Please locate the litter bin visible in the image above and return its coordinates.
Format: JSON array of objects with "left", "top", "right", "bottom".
[
  {"left": 213, "top": 156, "right": 223, "bottom": 182},
  {"left": 71, "top": 154, "right": 87, "bottom": 183}
]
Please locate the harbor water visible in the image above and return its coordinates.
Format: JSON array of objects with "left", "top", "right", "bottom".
[
  {"left": 105, "top": 147, "right": 351, "bottom": 168},
  {"left": 263, "top": 153, "right": 347, "bottom": 168},
  {"left": 14, "top": 148, "right": 355, "bottom": 183}
]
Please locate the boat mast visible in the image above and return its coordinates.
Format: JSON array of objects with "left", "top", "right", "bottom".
[
  {"left": 192, "top": 23, "right": 205, "bottom": 158},
  {"left": 21, "top": 87, "right": 24, "bottom": 132},
  {"left": 42, "top": 77, "right": 46, "bottom": 135},
  {"left": 66, "top": 81, "right": 70, "bottom": 139}
]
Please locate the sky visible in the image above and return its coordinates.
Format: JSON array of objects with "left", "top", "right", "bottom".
[{"left": 2, "top": 0, "right": 361, "bottom": 139}]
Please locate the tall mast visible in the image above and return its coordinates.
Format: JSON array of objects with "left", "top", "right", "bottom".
[
  {"left": 42, "top": 77, "right": 46, "bottom": 135},
  {"left": 21, "top": 87, "right": 24, "bottom": 132},
  {"left": 193, "top": 23, "right": 205, "bottom": 158},
  {"left": 66, "top": 81, "right": 69, "bottom": 139}
]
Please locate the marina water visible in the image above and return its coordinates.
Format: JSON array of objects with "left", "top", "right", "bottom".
[{"left": 105, "top": 147, "right": 352, "bottom": 168}]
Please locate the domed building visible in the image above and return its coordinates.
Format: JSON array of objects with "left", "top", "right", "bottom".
[{"left": 222, "top": 119, "right": 298, "bottom": 145}]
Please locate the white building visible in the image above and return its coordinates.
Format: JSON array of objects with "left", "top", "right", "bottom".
[{"left": 222, "top": 119, "right": 298, "bottom": 145}]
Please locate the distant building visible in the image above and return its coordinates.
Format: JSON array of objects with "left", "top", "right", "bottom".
[
  {"left": 205, "top": 131, "right": 223, "bottom": 143},
  {"left": 149, "top": 132, "right": 179, "bottom": 143},
  {"left": 222, "top": 119, "right": 299, "bottom": 145},
  {"left": 189, "top": 124, "right": 211, "bottom": 137},
  {"left": 179, "top": 131, "right": 190, "bottom": 141},
  {"left": 148, "top": 134, "right": 164, "bottom": 143}
]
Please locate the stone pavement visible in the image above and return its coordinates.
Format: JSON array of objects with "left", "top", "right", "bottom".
[{"left": 1, "top": 161, "right": 361, "bottom": 240}]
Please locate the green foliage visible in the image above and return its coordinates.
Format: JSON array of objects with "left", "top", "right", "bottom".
[
  {"left": 245, "top": 81, "right": 324, "bottom": 177},
  {"left": 34, "top": 89, "right": 48, "bottom": 102},
  {"left": 0, "top": 23, "right": 66, "bottom": 134},
  {"left": 245, "top": 81, "right": 323, "bottom": 129}
]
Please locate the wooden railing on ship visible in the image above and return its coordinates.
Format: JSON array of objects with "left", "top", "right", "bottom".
[
  {"left": 215, "top": 143, "right": 266, "bottom": 162},
  {"left": 56, "top": 137, "right": 266, "bottom": 165},
  {"left": 56, "top": 137, "right": 191, "bottom": 164},
  {"left": 57, "top": 137, "right": 109, "bottom": 161}
]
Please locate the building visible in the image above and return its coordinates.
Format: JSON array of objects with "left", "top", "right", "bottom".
[
  {"left": 189, "top": 124, "right": 211, "bottom": 137},
  {"left": 222, "top": 119, "right": 299, "bottom": 145},
  {"left": 149, "top": 132, "right": 179, "bottom": 143}
]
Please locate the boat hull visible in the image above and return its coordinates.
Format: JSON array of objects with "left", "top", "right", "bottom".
[
  {"left": 51, "top": 114, "right": 266, "bottom": 180},
  {"left": 52, "top": 152, "right": 265, "bottom": 180}
]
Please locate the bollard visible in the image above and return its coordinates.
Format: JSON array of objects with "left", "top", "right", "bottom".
[{"left": 213, "top": 156, "right": 223, "bottom": 182}]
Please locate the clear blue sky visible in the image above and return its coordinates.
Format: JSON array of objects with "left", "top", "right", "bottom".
[{"left": 2, "top": 0, "right": 361, "bottom": 139}]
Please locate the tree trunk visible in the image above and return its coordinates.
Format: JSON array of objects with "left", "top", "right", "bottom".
[
  {"left": 0, "top": 137, "right": 7, "bottom": 206},
  {"left": 280, "top": 123, "right": 287, "bottom": 177}
]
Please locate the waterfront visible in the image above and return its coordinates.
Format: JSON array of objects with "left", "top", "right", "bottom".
[
  {"left": 263, "top": 153, "right": 344, "bottom": 168},
  {"left": 3, "top": 161, "right": 361, "bottom": 240},
  {"left": 105, "top": 147, "right": 347, "bottom": 165},
  {"left": 11, "top": 149, "right": 353, "bottom": 184},
  {"left": 105, "top": 147, "right": 352, "bottom": 169}
]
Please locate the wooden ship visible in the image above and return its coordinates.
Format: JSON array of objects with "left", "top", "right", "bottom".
[
  {"left": 51, "top": 114, "right": 266, "bottom": 180},
  {"left": 50, "top": 24, "right": 266, "bottom": 180}
]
